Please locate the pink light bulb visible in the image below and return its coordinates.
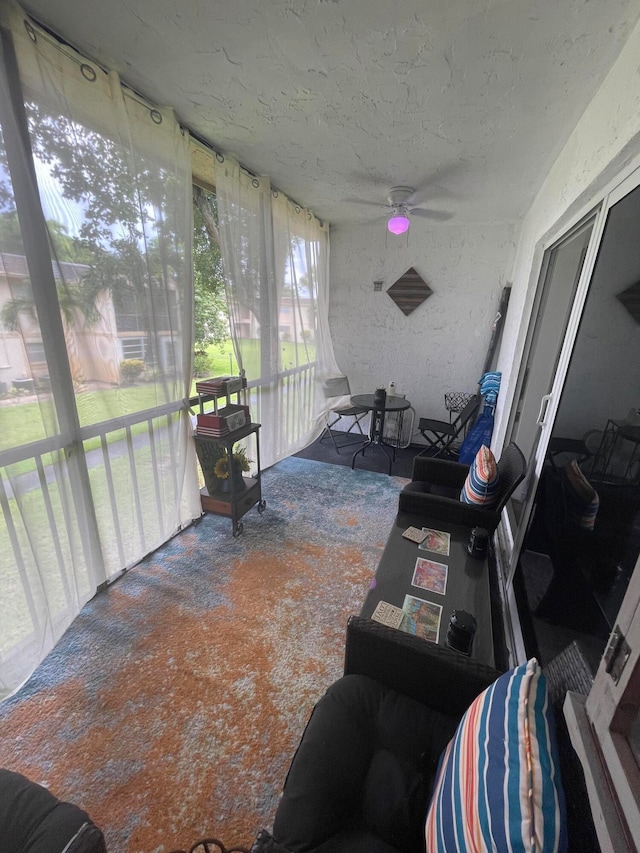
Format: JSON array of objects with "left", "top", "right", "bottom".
[{"left": 387, "top": 215, "right": 410, "bottom": 235}]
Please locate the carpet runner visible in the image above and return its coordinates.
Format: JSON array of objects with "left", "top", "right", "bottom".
[{"left": 0, "top": 458, "right": 406, "bottom": 853}]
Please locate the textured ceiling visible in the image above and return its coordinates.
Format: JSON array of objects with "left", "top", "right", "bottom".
[{"left": 20, "top": 0, "right": 640, "bottom": 226}]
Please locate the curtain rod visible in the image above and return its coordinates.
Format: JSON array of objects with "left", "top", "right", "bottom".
[
  {"left": 19, "top": 13, "right": 162, "bottom": 119},
  {"left": 188, "top": 131, "right": 319, "bottom": 222}
]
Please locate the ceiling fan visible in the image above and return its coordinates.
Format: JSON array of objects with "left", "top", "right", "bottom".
[{"left": 347, "top": 185, "right": 452, "bottom": 234}]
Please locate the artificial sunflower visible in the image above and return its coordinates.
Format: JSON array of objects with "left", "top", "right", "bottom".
[{"left": 213, "top": 447, "right": 252, "bottom": 479}]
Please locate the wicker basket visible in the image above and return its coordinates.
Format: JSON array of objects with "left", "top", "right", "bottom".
[{"left": 444, "top": 391, "right": 475, "bottom": 413}]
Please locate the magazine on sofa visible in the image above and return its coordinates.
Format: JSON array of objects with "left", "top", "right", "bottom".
[{"left": 400, "top": 594, "right": 442, "bottom": 643}]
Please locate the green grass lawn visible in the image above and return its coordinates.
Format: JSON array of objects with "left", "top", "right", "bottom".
[
  {"left": 0, "top": 438, "right": 182, "bottom": 647},
  {"left": 199, "top": 339, "right": 239, "bottom": 382},
  {"left": 195, "top": 338, "right": 315, "bottom": 389},
  {"left": 1, "top": 337, "right": 316, "bottom": 467},
  {"left": 1, "top": 335, "right": 318, "bottom": 647}
]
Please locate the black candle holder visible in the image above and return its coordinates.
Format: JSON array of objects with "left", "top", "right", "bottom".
[
  {"left": 467, "top": 526, "right": 489, "bottom": 559},
  {"left": 446, "top": 610, "right": 477, "bottom": 656},
  {"left": 373, "top": 387, "right": 387, "bottom": 407}
]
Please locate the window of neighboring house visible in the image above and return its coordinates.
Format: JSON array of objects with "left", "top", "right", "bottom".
[
  {"left": 24, "top": 340, "right": 46, "bottom": 363},
  {"left": 113, "top": 287, "right": 171, "bottom": 335},
  {"left": 120, "top": 337, "right": 147, "bottom": 361},
  {"left": 115, "top": 309, "right": 144, "bottom": 333},
  {"left": 9, "top": 280, "right": 30, "bottom": 300}
]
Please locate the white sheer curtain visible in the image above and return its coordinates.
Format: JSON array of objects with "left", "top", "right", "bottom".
[
  {"left": 216, "top": 156, "right": 341, "bottom": 468},
  {"left": 0, "top": 3, "right": 199, "bottom": 698}
]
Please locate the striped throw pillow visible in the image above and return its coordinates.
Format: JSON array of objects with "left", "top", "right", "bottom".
[
  {"left": 460, "top": 444, "right": 499, "bottom": 507},
  {"left": 424, "top": 658, "right": 567, "bottom": 853}
]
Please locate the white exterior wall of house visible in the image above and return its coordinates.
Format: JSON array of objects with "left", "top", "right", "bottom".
[
  {"left": 328, "top": 220, "right": 518, "bottom": 424},
  {"left": 0, "top": 273, "right": 121, "bottom": 387},
  {"left": 0, "top": 266, "right": 131, "bottom": 392}
]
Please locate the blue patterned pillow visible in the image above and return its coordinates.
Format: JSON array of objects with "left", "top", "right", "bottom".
[
  {"left": 460, "top": 444, "right": 499, "bottom": 507},
  {"left": 424, "top": 658, "right": 567, "bottom": 853}
]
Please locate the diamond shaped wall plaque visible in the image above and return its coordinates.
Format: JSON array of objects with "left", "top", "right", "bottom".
[
  {"left": 386, "top": 267, "right": 432, "bottom": 316},
  {"left": 616, "top": 280, "right": 640, "bottom": 324}
]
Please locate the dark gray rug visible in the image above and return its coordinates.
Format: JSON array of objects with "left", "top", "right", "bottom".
[{"left": 295, "top": 433, "right": 421, "bottom": 478}]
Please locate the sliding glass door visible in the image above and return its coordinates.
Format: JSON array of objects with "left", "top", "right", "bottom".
[
  {"left": 503, "top": 216, "right": 596, "bottom": 582},
  {"left": 501, "top": 163, "right": 640, "bottom": 663}
]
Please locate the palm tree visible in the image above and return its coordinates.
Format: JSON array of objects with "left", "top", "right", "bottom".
[{"left": 0, "top": 280, "right": 98, "bottom": 331}]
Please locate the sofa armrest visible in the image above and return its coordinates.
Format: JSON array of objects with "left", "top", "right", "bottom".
[
  {"left": 344, "top": 616, "right": 502, "bottom": 718},
  {"left": 411, "top": 456, "right": 469, "bottom": 486},
  {"left": 397, "top": 491, "right": 501, "bottom": 531},
  {"left": 0, "top": 769, "right": 106, "bottom": 853},
  {"left": 67, "top": 824, "right": 108, "bottom": 853},
  {"left": 250, "top": 830, "right": 293, "bottom": 853}
]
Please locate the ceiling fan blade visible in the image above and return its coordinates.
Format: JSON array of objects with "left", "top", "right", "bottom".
[
  {"left": 411, "top": 208, "right": 454, "bottom": 222},
  {"left": 357, "top": 211, "right": 388, "bottom": 222},
  {"left": 343, "top": 197, "right": 388, "bottom": 208},
  {"left": 410, "top": 163, "right": 466, "bottom": 202}
]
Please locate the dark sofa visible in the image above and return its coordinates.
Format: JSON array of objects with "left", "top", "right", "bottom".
[
  {"left": 0, "top": 769, "right": 106, "bottom": 853},
  {"left": 271, "top": 617, "right": 502, "bottom": 853},
  {"left": 252, "top": 617, "right": 601, "bottom": 853}
]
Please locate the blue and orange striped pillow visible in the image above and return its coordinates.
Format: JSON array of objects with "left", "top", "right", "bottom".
[
  {"left": 424, "top": 658, "right": 567, "bottom": 852},
  {"left": 460, "top": 444, "right": 499, "bottom": 507}
]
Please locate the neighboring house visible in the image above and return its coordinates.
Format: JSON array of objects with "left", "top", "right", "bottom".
[
  {"left": 0, "top": 251, "right": 177, "bottom": 389},
  {"left": 232, "top": 297, "right": 315, "bottom": 343}
]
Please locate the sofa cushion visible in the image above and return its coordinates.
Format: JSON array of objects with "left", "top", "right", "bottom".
[
  {"left": 273, "top": 674, "right": 460, "bottom": 853},
  {"left": 0, "top": 768, "right": 106, "bottom": 853},
  {"left": 424, "top": 658, "right": 567, "bottom": 853},
  {"left": 460, "top": 445, "right": 499, "bottom": 507}
]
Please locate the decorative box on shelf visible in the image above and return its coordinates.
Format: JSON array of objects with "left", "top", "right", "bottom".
[
  {"left": 196, "top": 405, "right": 250, "bottom": 436},
  {"left": 194, "top": 373, "right": 251, "bottom": 437},
  {"left": 195, "top": 374, "right": 248, "bottom": 402}
]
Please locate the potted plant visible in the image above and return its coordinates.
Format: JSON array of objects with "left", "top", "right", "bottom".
[{"left": 213, "top": 446, "right": 252, "bottom": 493}]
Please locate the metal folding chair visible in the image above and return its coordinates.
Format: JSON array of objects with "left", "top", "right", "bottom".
[
  {"left": 416, "top": 394, "right": 479, "bottom": 458},
  {"left": 319, "top": 375, "right": 368, "bottom": 453}
]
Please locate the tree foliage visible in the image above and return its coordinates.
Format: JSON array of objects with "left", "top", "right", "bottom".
[
  {"left": 0, "top": 101, "right": 230, "bottom": 361},
  {"left": 192, "top": 188, "right": 229, "bottom": 350},
  {"left": 0, "top": 210, "right": 92, "bottom": 263}
]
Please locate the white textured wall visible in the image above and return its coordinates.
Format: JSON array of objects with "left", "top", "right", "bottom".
[
  {"left": 328, "top": 219, "right": 517, "bottom": 426},
  {"left": 494, "top": 15, "right": 640, "bottom": 450}
]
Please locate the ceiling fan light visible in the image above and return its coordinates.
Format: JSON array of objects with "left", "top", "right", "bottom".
[{"left": 387, "top": 214, "right": 410, "bottom": 234}]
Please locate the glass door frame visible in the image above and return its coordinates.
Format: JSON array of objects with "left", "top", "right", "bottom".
[
  {"left": 497, "top": 159, "right": 640, "bottom": 660},
  {"left": 502, "top": 210, "right": 603, "bottom": 588}
]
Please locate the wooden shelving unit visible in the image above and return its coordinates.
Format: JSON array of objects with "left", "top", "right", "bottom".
[{"left": 193, "top": 379, "right": 265, "bottom": 537}]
